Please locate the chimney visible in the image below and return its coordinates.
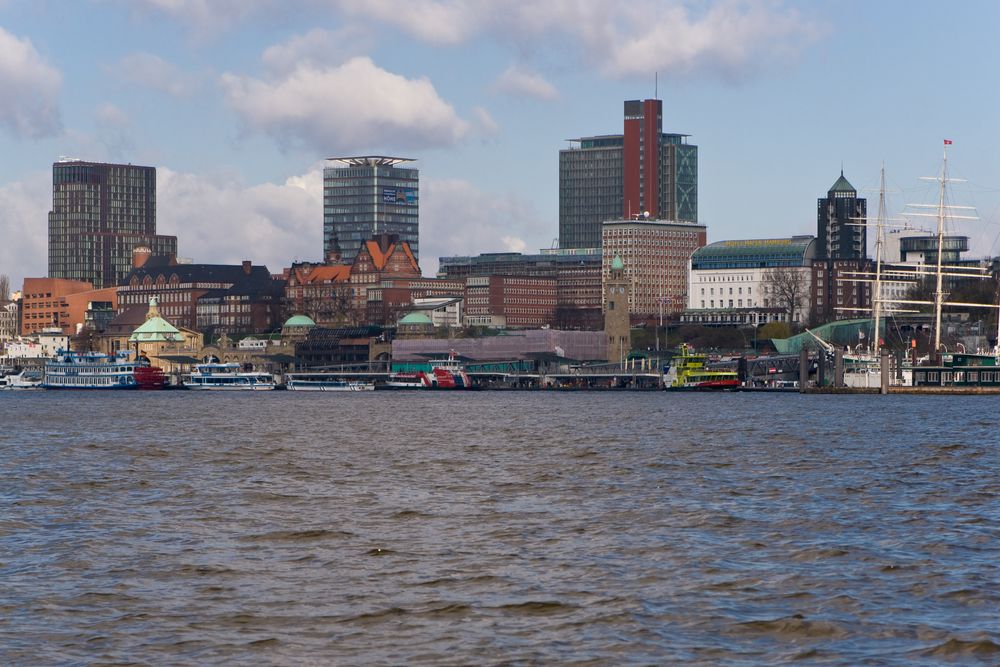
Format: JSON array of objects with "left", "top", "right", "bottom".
[
  {"left": 132, "top": 246, "right": 152, "bottom": 268},
  {"left": 242, "top": 260, "right": 252, "bottom": 275}
]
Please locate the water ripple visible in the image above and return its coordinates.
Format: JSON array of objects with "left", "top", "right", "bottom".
[{"left": 1, "top": 392, "right": 999, "bottom": 664}]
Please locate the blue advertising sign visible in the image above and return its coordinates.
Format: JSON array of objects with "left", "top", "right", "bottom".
[{"left": 382, "top": 187, "right": 417, "bottom": 205}]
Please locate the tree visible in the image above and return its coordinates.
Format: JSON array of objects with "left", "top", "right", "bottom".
[
  {"left": 761, "top": 267, "right": 808, "bottom": 327},
  {"left": 0, "top": 274, "right": 9, "bottom": 302},
  {"left": 758, "top": 320, "right": 791, "bottom": 341},
  {"left": 307, "top": 286, "right": 357, "bottom": 327}
]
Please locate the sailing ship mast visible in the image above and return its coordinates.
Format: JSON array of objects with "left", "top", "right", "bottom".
[
  {"left": 869, "top": 164, "right": 887, "bottom": 353},
  {"left": 909, "top": 141, "right": 980, "bottom": 355}
]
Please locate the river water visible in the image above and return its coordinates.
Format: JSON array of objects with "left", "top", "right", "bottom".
[{"left": 1, "top": 391, "right": 999, "bottom": 665}]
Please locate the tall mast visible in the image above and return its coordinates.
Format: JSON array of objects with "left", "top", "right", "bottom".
[
  {"left": 871, "top": 163, "right": 887, "bottom": 353},
  {"left": 932, "top": 144, "right": 948, "bottom": 355}
]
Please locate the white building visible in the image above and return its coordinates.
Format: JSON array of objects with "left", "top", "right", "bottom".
[
  {"left": 0, "top": 300, "right": 18, "bottom": 343},
  {"left": 683, "top": 236, "right": 816, "bottom": 326},
  {"left": 412, "top": 297, "right": 463, "bottom": 328}
]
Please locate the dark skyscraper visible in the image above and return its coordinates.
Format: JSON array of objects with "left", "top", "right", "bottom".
[
  {"left": 323, "top": 156, "right": 419, "bottom": 264},
  {"left": 47, "top": 160, "right": 177, "bottom": 289},
  {"left": 812, "top": 171, "right": 870, "bottom": 322},
  {"left": 817, "top": 171, "right": 867, "bottom": 260},
  {"left": 559, "top": 99, "right": 697, "bottom": 249}
]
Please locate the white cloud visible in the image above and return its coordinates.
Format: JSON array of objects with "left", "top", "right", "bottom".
[
  {"left": 261, "top": 27, "right": 371, "bottom": 75},
  {"left": 330, "top": 0, "right": 818, "bottom": 81},
  {"left": 420, "top": 179, "right": 548, "bottom": 275},
  {"left": 0, "top": 172, "right": 51, "bottom": 290},
  {"left": 0, "top": 26, "right": 62, "bottom": 137},
  {"left": 220, "top": 56, "right": 469, "bottom": 152},
  {"left": 492, "top": 65, "right": 558, "bottom": 100},
  {"left": 113, "top": 52, "right": 201, "bottom": 96},
  {"left": 156, "top": 166, "right": 325, "bottom": 269}
]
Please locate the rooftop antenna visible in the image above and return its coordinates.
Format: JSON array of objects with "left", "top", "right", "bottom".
[{"left": 654, "top": 72, "right": 658, "bottom": 99}]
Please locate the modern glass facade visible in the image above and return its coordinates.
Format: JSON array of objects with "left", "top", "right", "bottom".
[
  {"left": 558, "top": 138, "right": 623, "bottom": 249},
  {"left": 323, "top": 157, "right": 419, "bottom": 263},
  {"left": 47, "top": 160, "right": 176, "bottom": 289},
  {"left": 558, "top": 100, "right": 698, "bottom": 250}
]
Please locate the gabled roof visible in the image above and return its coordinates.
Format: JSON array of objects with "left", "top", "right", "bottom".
[
  {"left": 362, "top": 239, "right": 419, "bottom": 272},
  {"left": 294, "top": 264, "right": 351, "bottom": 285}
]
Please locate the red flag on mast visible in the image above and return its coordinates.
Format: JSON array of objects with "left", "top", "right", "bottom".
[{"left": 944, "top": 139, "right": 953, "bottom": 144}]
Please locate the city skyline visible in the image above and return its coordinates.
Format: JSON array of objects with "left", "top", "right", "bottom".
[{"left": 2, "top": 1, "right": 1000, "bottom": 291}]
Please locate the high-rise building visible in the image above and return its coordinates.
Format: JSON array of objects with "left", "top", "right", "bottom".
[
  {"left": 323, "top": 156, "right": 419, "bottom": 264},
  {"left": 559, "top": 99, "right": 697, "bottom": 249},
  {"left": 47, "top": 160, "right": 177, "bottom": 289},
  {"left": 814, "top": 172, "right": 869, "bottom": 322},
  {"left": 817, "top": 171, "right": 866, "bottom": 260}
]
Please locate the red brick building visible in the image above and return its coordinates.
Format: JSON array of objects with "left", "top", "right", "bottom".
[
  {"left": 20, "top": 277, "right": 119, "bottom": 335},
  {"left": 464, "top": 275, "right": 557, "bottom": 328},
  {"left": 117, "top": 255, "right": 284, "bottom": 335}
]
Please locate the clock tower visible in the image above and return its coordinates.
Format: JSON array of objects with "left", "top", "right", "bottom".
[{"left": 605, "top": 255, "right": 631, "bottom": 364}]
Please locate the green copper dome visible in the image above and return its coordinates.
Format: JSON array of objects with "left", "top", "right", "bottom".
[
  {"left": 611, "top": 256, "right": 625, "bottom": 271},
  {"left": 129, "top": 315, "right": 184, "bottom": 343},
  {"left": 398, "top": 312, "right": 433, "bottom": 325},
  {"left": 283, "top": 314, "right": 316, "bottom": 328}
]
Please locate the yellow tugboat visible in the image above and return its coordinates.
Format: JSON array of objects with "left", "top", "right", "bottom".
[{"left": 667, "top": 344, "right": 741, "bottom": 390}]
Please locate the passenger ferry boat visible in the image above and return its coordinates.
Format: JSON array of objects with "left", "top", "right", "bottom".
[
  {"left": 184, "top": 363, "right": 275, "bottom": 391},
  {"left": 666, "top": 344, "right": 741, "bottom": 390},
  {"left": 386, "top": 352, "right": 473, "bottom": 389},
  {"left": 285, "top": 374, "right": 374, "bottom": 391},
  {"left": 43, "top": 350, "right": 155, "bottom": 390}
]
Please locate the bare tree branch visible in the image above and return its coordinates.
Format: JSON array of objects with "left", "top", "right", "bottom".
[{"left": 761, "top": 267, "right": 807, "bottom": 325}]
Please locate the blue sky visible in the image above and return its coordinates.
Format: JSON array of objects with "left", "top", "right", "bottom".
[{"left": 2, "top": 0, "right": 999, "bottom": 291}]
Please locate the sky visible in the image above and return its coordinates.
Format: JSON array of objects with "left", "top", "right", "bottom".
[{"left": 2, "top": 0, "right": 1000, "bottom": 292}]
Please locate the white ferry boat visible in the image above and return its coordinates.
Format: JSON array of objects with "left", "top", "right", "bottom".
[
  {"left": 285, "top": 374, "right": 375, "bottom": 391},
  {"left": 184, "top": 363, "right": 275, "bottom": 391},
  {"left": 43, "top": 351, "right": 145, "bottom": 390}
]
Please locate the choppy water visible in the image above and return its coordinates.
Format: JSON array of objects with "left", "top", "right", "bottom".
[{"left": 1, "top": 391, "right": 999, "bottom": 665}]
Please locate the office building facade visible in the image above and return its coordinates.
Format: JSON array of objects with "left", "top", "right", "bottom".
[
  {"left": 47, "top": 160, "right": 177, "bottom": 289},
  {"left": 684, "top": 237, "right": 816, "bottom": 326},
  {"left": 559, "top": 99, "right": 697, "bottom": 249},
  {"left": 323, "top": 156, "right": 419, "bottom": 264},
  {"left": 601, "top": 219, "right": 707, "bottom": 318}
]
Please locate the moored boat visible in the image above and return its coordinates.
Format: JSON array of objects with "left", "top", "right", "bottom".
[
  {"left": 184, "top": 363, "right": 275, "bottom": 390},
  {"left": 383, "top": 371, "right": 432, "bottom": 389},
  {"left": 666, "top": 344, "right": 741, "bottom": 390},
  {"left": 1, "top": 369, "right": 44, "bottom": 390},
  {"left": 286, "top": 374, "right": 374, "bottom": 391},
  {"left": 43, "top": 350, "right": 156, "bottom": 390},
  {"left": 385, "top": 351, "right": 473, "bottom": 389}
]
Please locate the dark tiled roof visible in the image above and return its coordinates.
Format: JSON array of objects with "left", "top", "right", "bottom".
[{"left": 125, "top": 263, "right": 276, "bottom": 289}]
